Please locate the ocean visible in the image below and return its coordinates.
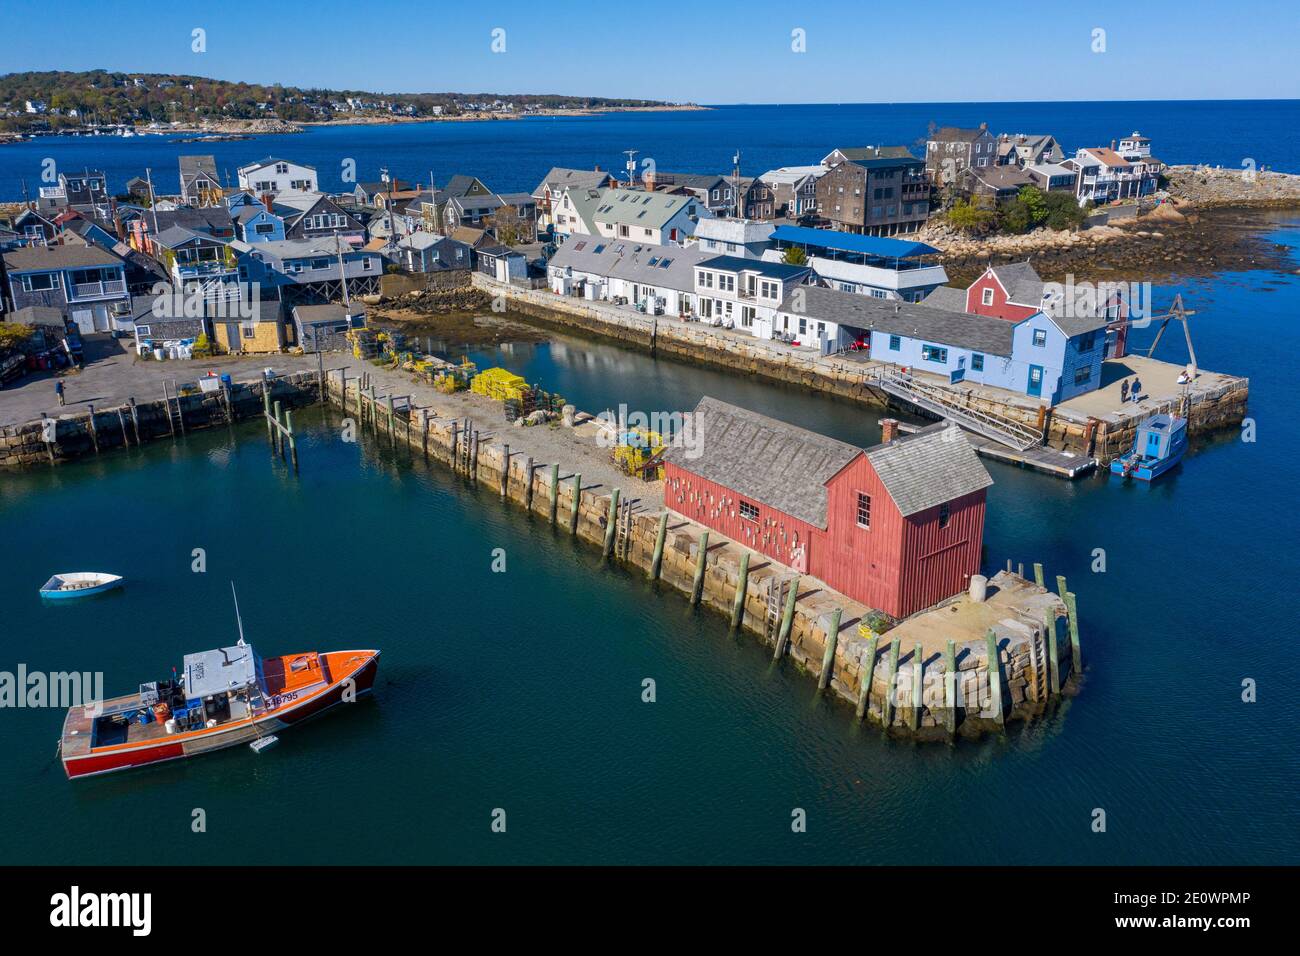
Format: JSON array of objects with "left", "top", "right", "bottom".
[
  {"left": 0, "top": 103, "right": 1296, "bottom": 865},
  {"left": 2, "top": 99, "right": 1299, "bottom": 200}
]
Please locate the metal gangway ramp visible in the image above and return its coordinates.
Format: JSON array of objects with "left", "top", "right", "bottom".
[{"left": 871, "top": 367, "right": 1043, "bottom": 451}]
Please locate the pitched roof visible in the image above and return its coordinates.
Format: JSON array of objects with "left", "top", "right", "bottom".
[
  {"left": 663, "top": 396, "right": 864, "bottom": 527},
  {"left": 293, "top": 303, "right": 347, "bottom": 325},
  {"left": 779, "top": 285, "right": 1017, "bottom": 357},
  {"left": 549, "top": 237, "right": 711, "bottom": 293},
  {"left": 929, "top": 126, "right": 990, "bottom": 143},
  {"left": 919, "top": 285, "right": 968, "bottom": 312},
  {"left": 833, "top": 145, "right": 918, "bottom": 161},
  {"left": 1079, "top": 147, "right": 1132, "bottom": 169},
  {"left": 591, "top": 187, "right": 695, "bottom": 228},
  {"left": 179, "top": 155, "right": 217, "bottom": 182},
  {"left": 865, "top": 422, "right": 993, "bottom": 517},
  {"left": 966, "top": 165, "right": 1035, "bottom": 192},
  {"left": 990, "top": 261, "right": 1045, "bottom": 305},
  {"left": 3, "top": 244, "right": 124, "bottom": 271},
  {"left": 532, "top": 167, "right": 612, "bottom": 198}
]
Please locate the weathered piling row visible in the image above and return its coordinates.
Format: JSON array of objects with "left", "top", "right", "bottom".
[
  {"left": 323, "top": 373, "right": 1078, "bottom": 740},
  {"left": 473, "top": 274, "right": 1249, "bottom": 461},
  {"left": 0, "top": 371, "right": 321, "bottom": 469}
]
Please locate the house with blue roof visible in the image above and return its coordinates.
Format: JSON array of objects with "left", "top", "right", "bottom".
[
  {"left": 693, "top": 255, "right": 811, "bottom": 336},
  {"left": 764, "top": 225, "right": 949, "bottom": 302}
]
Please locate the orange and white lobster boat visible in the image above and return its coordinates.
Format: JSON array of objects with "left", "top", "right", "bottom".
[
  {"left": 59, "top": 589, "right": 379, "bottom": 779},
  {"left": 60, "top": 644, "right": 379, "bottom": 779}
]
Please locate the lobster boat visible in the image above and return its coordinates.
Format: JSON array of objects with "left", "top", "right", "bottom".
[
  {"left": 39, "top": 572, "right": 124, "bottom": 600},
  {"left": 1109, "top": 413, "right": 1187, "bottom": 481},
  {"left": 59, "top": 642, "right": 379, "bottom": 779}
]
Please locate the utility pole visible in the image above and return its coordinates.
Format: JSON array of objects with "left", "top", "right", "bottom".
[
  {"left": 335, "top": 233, "right": 352, "bottom": 314},
  {"left": 624, "top": 149, "right": 639, "bottom": 188},
  {"left": 145, "top": 167, "right": 161, "bottom": 243}
]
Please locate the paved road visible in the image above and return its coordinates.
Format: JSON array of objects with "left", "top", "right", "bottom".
[{"left": 0, "top": 335, "right": 324, "bottom": 427}]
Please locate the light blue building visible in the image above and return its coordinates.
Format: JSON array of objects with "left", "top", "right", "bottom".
[{"left": 778, "top": 285, "right": 1106, "bottom": 405}]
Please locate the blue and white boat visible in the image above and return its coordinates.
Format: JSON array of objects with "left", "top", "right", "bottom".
[
  {"left": 39, "top": 572, "right": 124, "bottom": 600},
  {"left": 1110, "top": 414, "right": 1188, "bottom": 481}
]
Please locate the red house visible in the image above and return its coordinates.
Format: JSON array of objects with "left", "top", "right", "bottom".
[
  {"left": 662, "top": 399, "right": 993, "bottom": 620},
  {"left": 934, "top": 261, "right": 1130, "bottom": 358}
]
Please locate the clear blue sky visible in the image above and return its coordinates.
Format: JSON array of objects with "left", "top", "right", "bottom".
[{"left": 2, "top": 0, "right": 1297, "bottom": 104}]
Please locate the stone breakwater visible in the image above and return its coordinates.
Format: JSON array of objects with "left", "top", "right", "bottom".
[
  {"left": 323, "top": 370, "right": 1079, "bottom": 740},
  {"left": 0, "top": 370, "right": 320, "bottom": 468},
  {"left": 471, "top": 275, "right": 1247, "bottom": 463}
]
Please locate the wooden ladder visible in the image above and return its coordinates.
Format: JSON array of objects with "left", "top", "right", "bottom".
[
  {"left": 765, "top": 576, "right": 790, "bottom": 640},
  {"left": 615, "top": 498, "right": 635, "bottom": 560},
  {"left": 163, "top": 381, "right": 185, "bottom": 436}
]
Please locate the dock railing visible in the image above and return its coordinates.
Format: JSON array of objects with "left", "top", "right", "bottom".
[{"left": 871, "top": 367, "right": 1043, "bottom": 450}]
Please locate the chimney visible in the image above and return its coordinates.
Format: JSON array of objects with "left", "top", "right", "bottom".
[
  {"left": 644, "top": 169, "right": 656, "bottom": 192},
  {"left": 261, "top": 192, "right": 273, "bottom": 213},
  {"left": 594, "top": 165, "right": 601, "bottom": 172},
  {"left": 880, "top": 418, "right": 900, "bottom": 443},
  {"left": 979, "top": 121, "right": 987, "bottom": 130},
  {"left": 1110, "top": 139, "right": 1117, "bottom": 151}
]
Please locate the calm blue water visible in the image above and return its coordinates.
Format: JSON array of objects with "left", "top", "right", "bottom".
[
  {"left": 1, "top": 215, "right": 1296, "bottom": 865},
  {"left": 1, "top": 105, "right": 1297, "bottom": 865},
  {"left": 3, "top": 99, "right": 1298, "bottom": 200}
]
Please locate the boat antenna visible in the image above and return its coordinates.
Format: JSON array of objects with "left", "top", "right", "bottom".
[{"left": 231, "top": 581, "right": 247, "bottom": 647}]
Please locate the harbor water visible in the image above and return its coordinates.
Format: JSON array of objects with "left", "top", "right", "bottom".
[{"left": 1, "top": 219, "right": 1296, "bottom": 865}]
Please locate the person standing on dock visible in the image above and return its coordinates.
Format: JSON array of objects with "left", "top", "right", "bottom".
[
  {"left": 55, "top": 380, "right": 65, "bottom": 406},
  {"left": 1130, "top": 376, "right": 1143, "bottom": 402},
  {"left": 1120, "top": 380, "right": 1129, "bottom": 403}
]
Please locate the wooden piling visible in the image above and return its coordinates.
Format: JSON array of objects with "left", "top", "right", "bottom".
[
  {"left": 471, "top": 430, "right": 480, "bottom": 480},
  {"left": 129, "top": 397, "right": 140, "bottom": 445},
  {"left": 909, "top": 643, "right": 924, "bottom": 731},
  {"left": 650, "top": 512, "right": 668, "bottom": 581},
  {"left": 729, "top": 550, "right": 749, "bottom": 628},
  {"left": 1045, "top": 610, "right": 1060, "bottom": 696},
  {"left": 881, "top": 639, "right": 900, "bottom": 727},
  {"left": 1033, "top": 562, "right": 1045, "bottom": 589},
  {"left": 86, "top": 405, "right": 98, "bottom": 454},
  {"left": 117, "top": 408, "right": 129, "bottom": 447},
  {"left": 286, "top": 408, "right": 298, "bottom": 472},
  {"left": 689, "top": 530, "right": 709, "bottom": 604},
  {"left": 1065, "top": 591, "right": 1082, "bottom": 675},
  {"left": 549, "top": 464, "right": 560, "bottom": 524},
  {"left": 773, "top": 575, "right": 800, "bottom": 660},
  {"left": 273, "top": 401, "right": 284, "bottom": 456},
  {"left": 855, "top": 635, "right": 879, "bottom": 721},
  {"left": 985, "top": 629, "right": 1004, "bottom": 727},
  {"left": 602, "top": 489, "right": 621, "bottom": 557},
  {"left": 569, "top": 473, "right": 581, "bottom": 534},
  {"left": 501, "top": 444, "right": 510, "bottom": 498},
  {"left": 944, "top": 640, "right": 957, "bottom": 736},
  {"left": 817, "top": 607, "right": 843, "bottom": 690},
  {"left": 421, "top": 409, "right": 429, "bottom": 458},
  {"left": 263, "top": 387, "right": 273, "bottom": 445},
  {"left": 524, "top": 457, "right": 535, "bottom": 511}
]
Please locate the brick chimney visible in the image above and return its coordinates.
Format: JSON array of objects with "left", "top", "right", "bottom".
[
  {"left": 644, "top": 169, "right": 656, "bottom": 192},
  {"left": 261, "top": 192, "right": 274, "bottom": 213},
  {"left": 880, "top": 418, "right": 900, "bottom": 443}
]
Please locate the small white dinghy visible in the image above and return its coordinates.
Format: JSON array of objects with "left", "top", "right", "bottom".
[{"left": 39, "top": 572, "right": 124, "bottom": 600}]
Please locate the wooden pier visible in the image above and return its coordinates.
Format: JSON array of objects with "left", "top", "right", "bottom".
[{"left": 894, "top": 421, "right": 1097, "bottom": 479}]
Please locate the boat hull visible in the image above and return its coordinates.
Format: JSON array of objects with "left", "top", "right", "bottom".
[
  {"left": 61, "top": 650, "right": 379, "bottom": 779},
  {"left": 40, "top": 575, "right": 124, "bottom": 600}
]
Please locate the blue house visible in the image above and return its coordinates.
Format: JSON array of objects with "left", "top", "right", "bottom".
[
  {"left": 235, "top": 205, "right": 288, "bottom": 243},
  {"left": 777, "top": 285, "right": 1106, "bottom": 405},
  {"left": 2, "top": 244, "right": 131, "bottom": 333}
]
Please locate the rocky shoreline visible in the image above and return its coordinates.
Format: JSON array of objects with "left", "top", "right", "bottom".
[{"left": 930, "top": 166, "right": 1300, "bottom": 284}]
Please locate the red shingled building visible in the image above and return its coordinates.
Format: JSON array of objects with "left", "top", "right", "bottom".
[{"left": 662, "top": 398, "right": 993, "bottom": 619}]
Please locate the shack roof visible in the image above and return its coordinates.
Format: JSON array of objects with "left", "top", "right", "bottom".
[
  {"left": 3, "top": 244, "right": 124, "bottom": 272},
  {"left": 865, "top": 423, "right": 993, "bottom": 517},
  {"left": 663, "top": 396, "right": 861, "bottom": 527},
  {"left": 780, "top": 286, "right": 1017, "bottom": 357}
]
